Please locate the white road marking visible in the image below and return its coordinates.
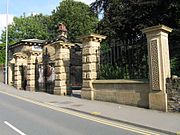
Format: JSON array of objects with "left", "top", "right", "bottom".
[
  {"left": 0, "top": 91, "right": 160, "bottom": 135},
  {"left": 4, "top": 121, "right": 26, "bottom": 135}
]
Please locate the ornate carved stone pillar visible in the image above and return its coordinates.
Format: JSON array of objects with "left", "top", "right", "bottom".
[
  {"left": 13, "top": 53, "right": 27, "bottom": 90},
  {"left": 142, "top": 25, "right": 172, "bottom": 111},
  {"left": 81, "top": 34, "right": 106, "bottom": 100},
  {"left": 53, "top": 41, "right": 72, "bottom": 95},
  {"left": 26, "top": 51, "right": 41, "bottom": 91}
]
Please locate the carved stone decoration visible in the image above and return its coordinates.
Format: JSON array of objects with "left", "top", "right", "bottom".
[
  {"left": 150, "top": 39, "right": 160, "bottom": 90},
  {"left": 57, "top": 23, "right": 68, "bottom": 38},
  {"left": 138, "top": 25, "right": 173, "bottom": 111}
]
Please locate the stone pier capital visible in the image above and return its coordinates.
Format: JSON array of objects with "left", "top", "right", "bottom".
[
  {"left": 81, "top": 34, "right": 106, "bottom": 43},
  {"left": 51, "top": 41, "right": 74, "bottom": 49},
  {"left": 29, "top": 51, "right": 41, "bottom": 55},
  {"left": 13, "top": 52, "right": 27, "bottom": 60},
  {"left": 142, "top": 25, "right": 172, "bottom": 36}
]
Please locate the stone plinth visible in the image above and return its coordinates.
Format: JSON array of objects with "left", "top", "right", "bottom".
[
  {"left": 52, "top": 41, "right": 72, "bottom": 95},
  {"left": 26, "top": 51, "right": 41, "bottom": 91},
  {"left": 81, "top": 34, "right": 106, "bottom": 100},
  {"left": 142, "top": 25, "right": 172, "bottom": 111}
]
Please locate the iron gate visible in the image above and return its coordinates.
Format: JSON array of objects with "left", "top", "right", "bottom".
[
  {"left": 43, "top": 48, "right": 55, "bottom": 94},
  {"left": 69, "top": 45, "right": 82, "bottom": 92}
]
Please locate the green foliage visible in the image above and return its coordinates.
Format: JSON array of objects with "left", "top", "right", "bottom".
[
  {"left": 0, "top": 43, "right": 5, "bottom": 64},
  {"left": 99, "top": 64, "right": 123, "bottom": 79},
  {"left": 93, "top": 0, "right": 180, "bottom": 39},
  {"left": 1, "top": 14, "right": 51, "bottom": 44},
  {"left": 50, "top": 0, "right": 98, "bottom": 42},
  {"left": 100, "top": 41, "right": 110, "bottom": 53},
  {"left": 92, "top": 0, "right": 180, "bottom": 77},
  {"left": 1, "top": 0, "right": 98, "bottom": 44},
  {"left": 171, "top": 58, "right": 180, "bottom": 76},
  {"left": 0, "top": 0, "right": 98, "bottom": 64}
]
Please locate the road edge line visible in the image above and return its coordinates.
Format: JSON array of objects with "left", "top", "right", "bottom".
[{"left": 0, "top": 90, "right": 176, "bottom": 135}]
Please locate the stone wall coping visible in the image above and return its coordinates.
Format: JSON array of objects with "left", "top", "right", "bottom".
[
  {"left": 51, "top": 41, "right": 74, "bottom": 48},
  {"left": 29, "top": 50, "right": 42, "bottom": 55},
  {"left": 93, "top": 79, "right": 149, "bottom": 84},
  {"left": 142, "top": 25, "right": 173, "bottom": 34},
  {"left": 80, "top": 34, "right": 106, "bottom": 40}
]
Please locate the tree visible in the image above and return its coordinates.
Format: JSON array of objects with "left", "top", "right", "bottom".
[
  {"left": 92, "top": 0, "right": 180, "bottom": 76},
  {"left": 1, "top": 14, "right": 51, "bottom": 44},
  {"left": 50, "top": 0, "right": 98, "bottom": 42},
  {"left": 0, "top": 43, "right": 5, "bottom": 64},
  {"left": 92, "top": 0, "right": 180, "bottom": 39}
]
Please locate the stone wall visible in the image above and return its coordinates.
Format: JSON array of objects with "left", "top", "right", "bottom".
[
  {"left": 166, "top": 78, "right": 180, "bottom": 112},
  {"left": 92, "top": 80, "right": 150, "bottom": 108}
]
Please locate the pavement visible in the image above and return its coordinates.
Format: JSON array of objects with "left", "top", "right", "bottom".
[{"left": 0, "top": 82, "right": 180, "bottom": 135}]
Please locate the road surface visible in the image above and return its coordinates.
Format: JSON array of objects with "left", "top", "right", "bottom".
[{"left": 0, "top": 92, "right": 161, "bottom": 135}]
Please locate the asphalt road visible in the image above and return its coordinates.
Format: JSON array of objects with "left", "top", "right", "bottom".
[{"left": 0, "top": 92, "right": 159, "bottom": 135}]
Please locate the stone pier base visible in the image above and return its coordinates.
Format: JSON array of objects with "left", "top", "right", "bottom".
[
  {"left": 81, "top": 89, "right": 94, "bottom": 100},
  {"left": 149, "top": 92, "right": 167, "bottom": 112}
]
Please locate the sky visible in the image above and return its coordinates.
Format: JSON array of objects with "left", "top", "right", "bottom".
[{"left": 0, "top": 0, "right": 95, "bottom": 38}]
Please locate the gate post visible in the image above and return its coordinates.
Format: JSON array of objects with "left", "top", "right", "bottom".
[
  {"left": 142, "top": 25, "right": 172, "bottom": 111},
  {"left": 26, "top": 51, "right": 41, "bottom": 91},
  {"left": 13, "top": 53, "right": 27, "bottom": 90},
  {"left": 81, "top": 34, "right": 106, "bottom": 100},
  {"left": 53, "top": 41, "right": 71, "bottom": 95}
]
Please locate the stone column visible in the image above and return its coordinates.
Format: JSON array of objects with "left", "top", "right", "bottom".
[
  {"left": 14, "top": 53, "right": 27, "bottom": 90},
  {"left": 26, "top": 51, "right": 41, "bottom": 91},
  {"left": 53, "top": 41, "right": 71, "bottom": 95},
  {"left": 142, "top": 25, "right": 172, "bottom": 111},
  {"left": 81, "top": 34, "right": 106, "bottom": 100}
]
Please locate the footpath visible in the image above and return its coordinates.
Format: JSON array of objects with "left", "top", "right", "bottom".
[{"left": 0, "top": 82, "right": 179, "bottom": 135}]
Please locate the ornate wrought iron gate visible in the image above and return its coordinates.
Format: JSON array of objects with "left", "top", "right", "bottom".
[
  {"left": 35, "top": 58, "right": 40, "bottom": 91},
  {"left": 34, "top": 48, "right": 55, "bottom": 94},
  {"left": 43, "top": 48, "right": 55, "bottom": 94},
  {"left": 69, "top": 45, "right": 82, "bottom": 91}
]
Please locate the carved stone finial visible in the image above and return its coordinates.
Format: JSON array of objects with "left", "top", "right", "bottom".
[{"left": 57, "top": 23, "right": 67, "bottom": 38}]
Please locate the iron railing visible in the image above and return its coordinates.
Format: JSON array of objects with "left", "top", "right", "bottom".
[{"left": 98, "top": 36, "right": 148, "bottom": 79}]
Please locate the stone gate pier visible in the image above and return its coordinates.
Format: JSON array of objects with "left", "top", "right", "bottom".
[
  {"left": 81, "top": 25, "right": 173, "bottom": 112},
  {"left": 81, "top": 34, "right": 106, "bottom": 100},
  {"left": 142, "top": 25, "right": 173, "bottom": 111}
]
